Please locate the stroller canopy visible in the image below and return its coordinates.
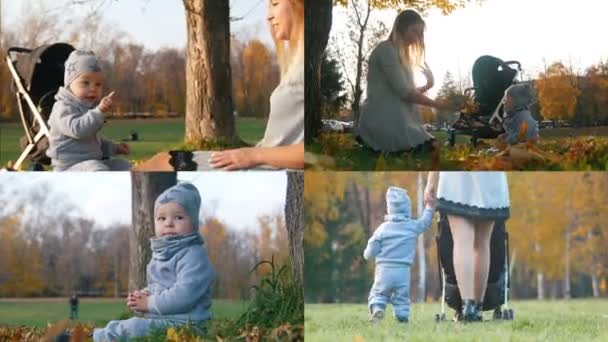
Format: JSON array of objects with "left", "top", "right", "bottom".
[
  {"left": 471, "top": 55, "right": 519, "bottom": 115},
  {"left": 12, "top": 43, "right": 74, "bottom": 108}
]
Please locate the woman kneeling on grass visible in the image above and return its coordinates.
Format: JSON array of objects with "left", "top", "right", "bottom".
[{"left": 357, "top": 9, "right": 459, "bottom": 154}]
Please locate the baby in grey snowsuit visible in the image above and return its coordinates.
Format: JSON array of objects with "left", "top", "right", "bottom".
[
  {"left": 499, "top": 83, "right": 539, "bottom": 145},
  {"left": 46, "top": 50, "right": 131, "bottom": 171},
  {"left": 93, "top": 182, "right": 215, "bottom": 341},
  {"left": 364, "top": 186, "right": 434, "bottom": 323}
]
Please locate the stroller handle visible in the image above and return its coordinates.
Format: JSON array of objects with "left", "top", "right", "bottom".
[
  {"left": 7, "top": 47, "right": 33, "bottom": 59},
  {"left": 8, "top": 47, "right": 32, "bottom": 53},
  {"left": 502, "top": 60, "right": 521, "bottom": 71}
]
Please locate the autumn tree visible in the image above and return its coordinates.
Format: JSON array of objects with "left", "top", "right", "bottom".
[
  {"left": 435, "top": 71, "right": 465, "bottom": 124},
  {"left": 330, "top": 0, "right": 388, "bottom": 123},
  {"left": 535, "top": 62, "right": 580, "bottom": 122},
  {"left": 233, "top": 39, "right": 280, "bottom": 118},
  {"left": 320, "top": 54, "right": 349, "bottom": 118},
  {"left": 575, "top": 61, "right": 608, "bottom": 126}
]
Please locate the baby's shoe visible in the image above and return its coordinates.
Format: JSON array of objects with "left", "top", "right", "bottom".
[
  {"left": 369, "top": 307, "right": 385, "bottom": 324},
  {"left": 396, "top": 316, "right": 409, "bottom": 323}
]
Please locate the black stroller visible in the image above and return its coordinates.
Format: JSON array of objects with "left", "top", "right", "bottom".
[
  {"left": 434, "top": 212, "right": 514, "bottom": 321},
  {"left": 4, "top": 43, "right": 75, "bottom": 170},
  {"left": 447, "top": 55, "right": 522, "bottom": 147}
]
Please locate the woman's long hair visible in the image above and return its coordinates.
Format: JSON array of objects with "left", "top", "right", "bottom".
[
  {"left": 388, "top": 9, "right": 426, "bottom": 72},
  {"left": 272, "top": 0, "right": 304, "bottom": 81}
]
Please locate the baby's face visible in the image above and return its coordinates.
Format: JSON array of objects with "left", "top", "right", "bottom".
[
  {"left": 503, "top": 94, "right": 513, "bottom": 109},
  {"left": 154, "top": 202, "right": 195, "bottom": 238},
  {"left": 69, "top": 72, "right": 104, "bottom": 104}
]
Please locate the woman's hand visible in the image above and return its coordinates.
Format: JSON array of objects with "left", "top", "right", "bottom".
[
  {"left": 421, "top": 62, "right": 434, "bottom": 89},
  {"left": 209, "top": 148, "right": 260, "bottom": 170},
  {"left": 424, "top": 182, "right": 435, "bottom": 207}
]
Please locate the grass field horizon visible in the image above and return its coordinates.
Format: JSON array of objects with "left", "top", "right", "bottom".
[
  {"left": 305, "top": 299, "right": 608, "bottom": 341},
  {"left": 0, "top": 297, "right": 248, "bottom": 328},
  {"left": 0, "top": 117, "right": 266, "bottom": 168}
]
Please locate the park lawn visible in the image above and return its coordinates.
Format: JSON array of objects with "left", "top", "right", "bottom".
[
  {"left": 306, "top": 128, "right": 608, "bottom": 170},
  {"left": 305, "top": 299, "right": 608, "bottom": 342},
  {"left": 0, "top": 298, "right": 248, "bottom": 328},
  {"left": 0, "top": 117, "right": 267, "bottom": 167}
]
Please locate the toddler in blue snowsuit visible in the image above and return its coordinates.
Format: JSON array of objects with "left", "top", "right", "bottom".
[
  {"left": 363, "top": 186, "right": 434, "bottom": 323},
  {"left": 93, "top": 183, "right": 215, "bottom": 341}
]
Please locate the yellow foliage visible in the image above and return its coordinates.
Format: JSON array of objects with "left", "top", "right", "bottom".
[{"left": 535, "top": 62, "right": 580, "bottom": 120}]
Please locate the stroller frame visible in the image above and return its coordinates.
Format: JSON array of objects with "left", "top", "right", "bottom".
[
  {"left": 447, "top": 59, "right": 523, "bottom": 147},
  {"left": 5, "top": 47, "right": 51, "bottom": 170},
  {"left": 433, "top": 214, "right": 515, "bottom": 322}
]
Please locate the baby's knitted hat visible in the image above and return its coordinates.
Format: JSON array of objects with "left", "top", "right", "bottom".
[
  {"left": 64, "top": 50, "right": 102, "bottom": 86},
  {"left": 154, "top": 182, "right": 201, "bottom": 230}
]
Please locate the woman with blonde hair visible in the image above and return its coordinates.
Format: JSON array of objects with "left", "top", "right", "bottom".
[
  {"left": 209, "top": 0, "right": 304, "bottom": 170},
  {"left": 357, "top": 9, "right": 458, "bottom": 153}
]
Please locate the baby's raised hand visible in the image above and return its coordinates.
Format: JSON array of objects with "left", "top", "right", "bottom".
[{"left": 99, "top": 91, "right": 115, "bottom": 113}]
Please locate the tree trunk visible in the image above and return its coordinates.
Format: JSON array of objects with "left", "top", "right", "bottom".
[
  {"left": 564, "top": 227, "right": 571, "bottom": 299},
  {"left": 129, "top": 172, "right": 177, "bottom": 291},
  {"left": 285, "top": 171, "right": 304, "bottom": 289},
  {"left": 591, "top": 269, "right": 600, "bottom": 298},
  {"left": 537, "top": 271, "right": 544, "bottom": 300},
  {"left": 416, "top": 173, "right": 426, "bottom": 303},
  {"left": 183, "top": 0, "right": 235, "bottom": 145},
  {"left": 351, "top": 0, "right": 372, "bottom": 126},
  {"left": 305, "top": 0, "right": 333, "bottom": 142}
]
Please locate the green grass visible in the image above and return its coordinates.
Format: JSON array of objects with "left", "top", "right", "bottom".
[
  {"left": 0, "top": 298, "right": 248, "bottom": 328},
  {"left": 305, "top": 299, "right": 608, "bottom": 342},
  {"left": 0, "top": 117, "right": 266, "bottom": 167},
  {"left": 306, "top": 128, "right": 608, "bottom": 171}
]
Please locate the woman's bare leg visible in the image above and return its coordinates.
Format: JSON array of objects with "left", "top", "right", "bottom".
[
  {"left": 448, "top": 215, "right": 475, "bottom": 300},
  {"left": 473, "top": 220, "right": 495, "bottom": 303}
]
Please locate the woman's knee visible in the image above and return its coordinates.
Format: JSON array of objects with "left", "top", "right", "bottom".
[
  {"left": 473, "top": 220, "right": 494, "bottom": 248},
  {"left": 448, "top": 215, "right": 475, "bottom": 245}
]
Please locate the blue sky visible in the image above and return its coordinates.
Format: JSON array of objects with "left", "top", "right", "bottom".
[
  {"left": 3, "top": 0, "right": 272, "bottom": 50},
  {"left": 0, "top": 171, "right": 287, "bottom": 232}
]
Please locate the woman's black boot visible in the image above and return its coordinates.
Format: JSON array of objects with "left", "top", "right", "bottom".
[{"left": 461, "top": 299, "right": 477, "bottom": 322}]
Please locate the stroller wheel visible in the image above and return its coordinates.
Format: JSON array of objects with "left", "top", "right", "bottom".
[
  {"left": 493, "top": 308, "right": 502, "bottom": 320},
  {"left": 508, "top": 309, "right": 514, "bottom": 320},
  {"left": 27, "top": 162, "right": 45, "bottom": 171},
  {"left": 435, "top": 313, "right": 446, "bottom": 322},
  {"left": 501, "top": 309, "right": 510, "bottom": 320},
  {"left": 470, "top": 134, "right": 478, "bottom": 147}
]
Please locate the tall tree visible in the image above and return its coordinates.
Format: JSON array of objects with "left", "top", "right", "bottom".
[
  {"left": 331, "top": 0, "right": 388, "bottom": 123},
  {"left": 320, "top": 54, "right": 349, "bottom": 118},
  {"left": 129, "top": 172, "right": 177, "bottom": 291},
  {"left": 305, "top": 0, "right": 333, "bottom": 142},
  {"left": 286, "top": 171, "right": 304, "bottom": 288},
  {"left": 535, "top": 62, "right": 580, "bottom": 122},
  {"left": 183, "top": 1, "right": 236, "bottom": 145}
]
